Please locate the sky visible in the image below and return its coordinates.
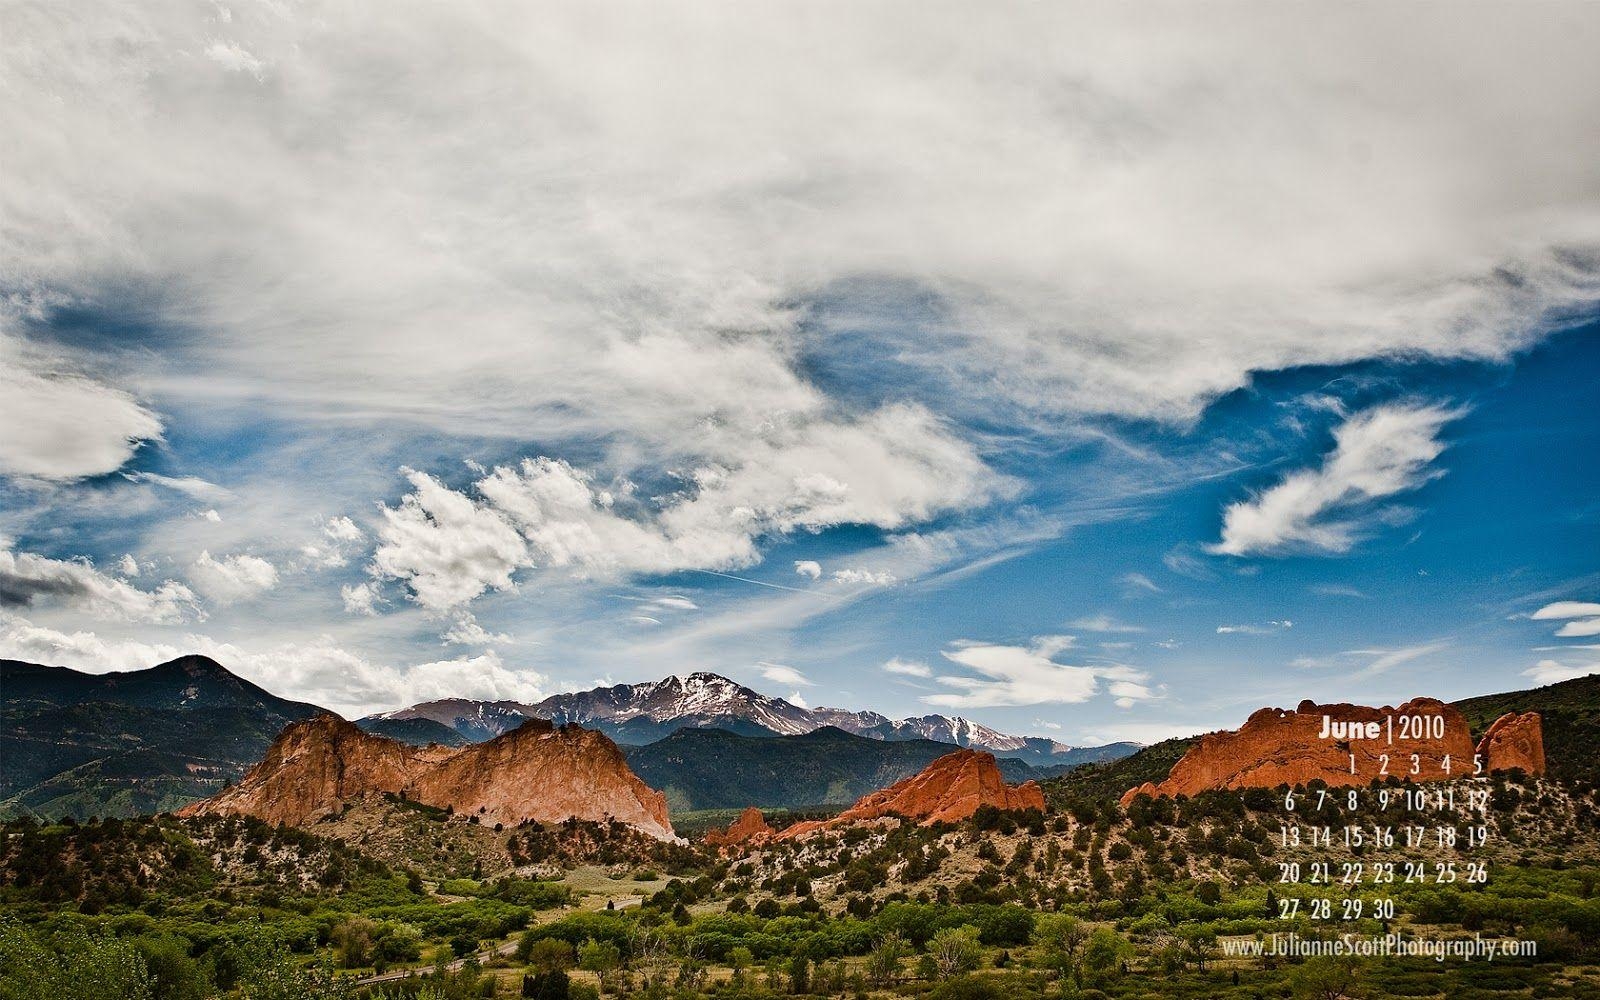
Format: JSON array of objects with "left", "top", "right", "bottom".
[{"left": 2, "top": 2, "right": 1599, "bottom": 745}]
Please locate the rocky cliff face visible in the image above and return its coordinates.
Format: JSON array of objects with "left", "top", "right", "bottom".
[
  {"left": 1120, "top": 699, "right": 1545, "bottom": 807},
  {"left": 703, "top": 807, "right": 776, "bottom": 850},
  {"left": 775, "top": 749, "right": 1044, "bottom": 841},
  {"left": 179, "top": 714, "right": 675, "bottom": 840},
  {"left": 1475, "top": 711, "right": 1545, "bottom": 774}
]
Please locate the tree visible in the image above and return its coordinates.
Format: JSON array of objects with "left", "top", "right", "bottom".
[
  {"left": 1080, "top": 927, "right": 1131, "bottom": 986},
  {"left": 928, "top": 926, "right": 982, "bottom": 981},
  {"left": 1291, "top": 955, "right": 1364, "bottom": 1000},
  {"left": 1033, "top": 913, "right": 1087, "bottom": 986},
  {"left": 522, "top": 969, "right": 570, "bottom": 999},
  {"left": 576, "top": 939, "right": 621, "bottom": 992},
  {"left": 865, "top": 931, "right": 908, "bottom": 986},
  {"left": 1180, "top": 926, "right": 1218, "bottom": 972},
  {"left": 524, "top": 938, "right": 576, "bottom": 973},
  {"left": 788, "top": 954, "right": 810, "bottom": 994}
]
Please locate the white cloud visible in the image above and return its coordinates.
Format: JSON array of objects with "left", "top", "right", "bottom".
[
  {"left": 340, "top": 581, "right": 381, "bottom": 616},
  {"left": 1118, "top": 572, "right": 1162, "bottom": 596},
  {"left": 199, "top": 509, "right": 223, "bottom": 523},
  {"left": 1524, "top": 656, "right": 1600, "bottom": 686},
  {"left": 203, "top": 40, "right": 264, "bottom": 79},
  {"left": 323, "top": 516, "right": 365, "bottom": 544},
  {"left": 0, "top": 332, "right": 164, "bottom": 482},
  {"left": 1531, "top": 600, "right": 1600, "bottom": 638},
  {"left": 442, "top": 612, "right": 512, "bottom": 646},
  {"left": 8, "top": 5, "right": 1597, "bottom": 511},
  {"left": 787, "top": 690, "right": 810, "bottom": 709},
  {"left": 190, "top": 550, "right": 279, "bottom": 604},
  {"left": 0, "top": 543, "right": 197, "bottom": 623},
  {"left": 794, "top": 561, "right": 822, "bottom": 580},
  {"left": 374, "top": 425, "right": 993, "bottom": 606},
  {"left": 299, "top": 516, "right": 368, "bottom": 569},
  {"left": 371, "top": 469, "right": 529, "bottom": 611},
  {"left": 1210, "top": 403, "right": 1461, "bottom": 557},
  {"left": 1031, "top": 719, "right": 1062, "bottom": 731},
  {"left": 648, "top": 595, "right": 698, "bottom": 611},
  {"left": 0, "top": 618, "right": 182, "bottom": 670},
  {"left": 1291, "top": 640, "right": 1449, "bottom": 676},
  {"left": 831, "top": 568, "right": 896, "bottom": 587},
  {"left": 1070, "top": 614, "right": 1143, "bottom": 633},
  {"left": 1216, "top": 620, "right": 1294, "bottom": 635},
  {"left": 883, "top": 657, "right": 932, "bottom": 678},
  {"left": 122, "top": 472, "right": 235, "bottom": 503},
  {"left": 758, "top": 662, "right": 811, "bottom": 687},
  {"left": 118, "top": 555, "right": 140, "bottom": 577},
  {"left": 926, "top": 635, "right": 1154, "bottom": 709}
]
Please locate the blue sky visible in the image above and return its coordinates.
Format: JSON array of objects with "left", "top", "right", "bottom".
[{"left": 2, "top": 3, "right": 1598, "bottom": 743}]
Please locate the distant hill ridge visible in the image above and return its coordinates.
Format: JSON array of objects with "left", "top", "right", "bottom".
[
  {"left": 1, "top": 655, "right": 323, "bottom": 819},
  {"left": 620, "top": 725, "right": 1046, "bottom": 812}
]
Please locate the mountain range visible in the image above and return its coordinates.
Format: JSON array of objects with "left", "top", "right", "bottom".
[
  {"left": 362, "top": 671, "right": 1133, "bottom": 767},
  {"left": 1, "top": 656, "right": 1130, "bottom": 820}
]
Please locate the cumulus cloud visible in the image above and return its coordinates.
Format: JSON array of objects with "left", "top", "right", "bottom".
[
  {"left": 189, "top": 551, "right": 279, "bottom": 604},
  {"left": 298, "top": 516, "right": 368, "bottom": 569},
  {"left": 340, "top": 581, "right": 381, "bottom": 616},
  {"left": 883, "top": 657, "right": 932, "bottom": 678},
  {"left": 0, "top": 542, "right": 196, "bottom": 623},
  {"left": 758, "top": 662, "right": 811, "bottom": 687},
  {"left": 1524, "top": 656, "right": 1600, "bottom": 686},
  {"left": 1211, "top": 403, "right": 1461, "bottom": 557},
  {"left": 373, "top": 422, "right": 991, "bottom": 607},
  {"left": 926, "top": 635, "right": 1154, "bottom": 709},
  {"left": 1531, "top": 600, "right": 1600, "bottom": 638},
  {"left": 442, "top": 612, "right": 512, "bottom": 646},
  {"left": 371, "top": 469, "right": 529, "bottom": 611},
  {"left": 118, "top": 555, "right": 140, "bottom": 577},
  {"left": 831, "top": 568, "right": 896, "bottom": 587},
  {"left": 793, "top": 561, "right": 823, "bottom": 580},
  {"left": 0, "top": 618, "right": 183, "bottom": 670}
]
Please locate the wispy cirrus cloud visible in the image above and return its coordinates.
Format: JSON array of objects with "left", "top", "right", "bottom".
[
  {"left": 1210, "top": 403, "right": 1462, "bottom": 558},
  {"left": 926, "top": 635, "right": 1157, "bottom": 709}
]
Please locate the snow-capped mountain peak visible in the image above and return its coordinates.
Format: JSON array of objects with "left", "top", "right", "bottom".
[{"left": 360, "top": 672, "right": 1113, "bottom": 764}]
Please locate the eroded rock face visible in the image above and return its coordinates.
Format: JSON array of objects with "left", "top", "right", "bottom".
[
  {"left": 179, "top": 714, "right": 674, "bottom": 840},
  {"left": 704, "top": 807, "right": 775, "bottom": 850},
  {"left": 1476, "top": 711, "right": 1545, "bottom": 775},
  {"left": 1120, "top": 699, "right": 1546, "bottom": 807},
  {"left": 775, "top": 749, "right": 1044, "bottom": 841}
]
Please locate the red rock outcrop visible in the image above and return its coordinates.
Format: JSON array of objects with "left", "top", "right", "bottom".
[
  {"left": 1475, "top": 711, "right": 1545, "bottom": 775},
  {"left": 1120, "top": 699, "right": 1546, "bottom": 807},
  {"left": 179, "top": 714, "right": 675, "bottom": 840},
  {"left": 775, "top": 749, "right": 1044, "bottom": 841},
  {"left": 703, "top": 807, "right": 776, "bottom": 851}
]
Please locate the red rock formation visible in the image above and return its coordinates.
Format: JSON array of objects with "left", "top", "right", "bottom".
[
  {"left": 704, "top": 807, "right": 775, "bottom": 850},
  {"left": 775, "top": 749, "right": 1044, "bottom": 841},
  {"left": 1120, "top": 699, "right": 1546, "bottom": 807},
  {"left": 179, "top": 714, "right": 675, "bottom": 840},
  {"left": 1476, "top": 711, "right": 1545, "bottom": 775}
]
